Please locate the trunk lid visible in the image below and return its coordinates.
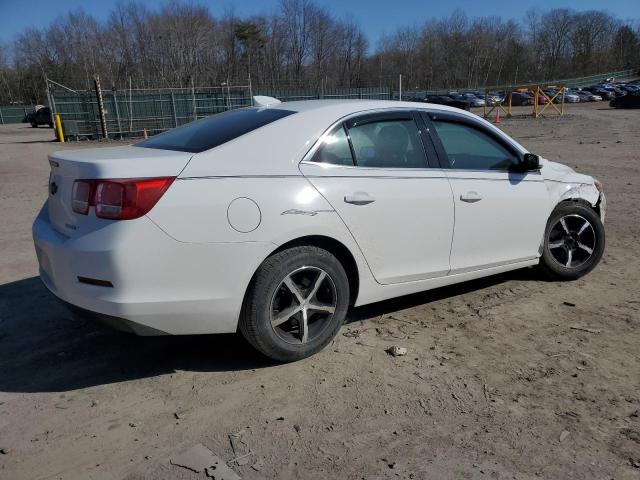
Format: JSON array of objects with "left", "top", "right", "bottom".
[{"left": 47, "top": 145, "right": 192, "bottom": 237}]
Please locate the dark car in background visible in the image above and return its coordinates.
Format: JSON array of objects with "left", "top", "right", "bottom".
[
  {"left": 407, "top": 95, "right": 471, "bottom": 111},
  {"left": 25, "top": 106, "right": 53, "bottom": 128},
  {"left": 425, "top": 95, "right": 471, "bottom": 111},
  {"left": 506, "top": 91, "right": 533, "bottom": 106},
  {"left": 575, "top": 90, "right": 600, "bottom": 102},
  {"left": 610, "top": 91, "right": 640, "bottom": 108},
  {"left": 584, "top": 86, "right": 615, "bottom": 100},
  {"left": 453, "top": 93, "right": 485, "bottom": 107}
]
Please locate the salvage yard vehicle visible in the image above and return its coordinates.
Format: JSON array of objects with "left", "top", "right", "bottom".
[
  {"left": 574, "top": 90, "right": 600, "bottom": 102},
  {"left": 25, "top": 105, "right": 53, "bottom": 128},
  {"left": 610, "top": 91, "right": 640, "bottom": 108},
  {"left": 457, "top": 93, "right": 485, "bottom": 107},
  {"left": 563, "top": 91, "right": 581, "bottom": 103},
  {"left": 506, "top": 91, "right": 533, "bottom": 106},
  {"left": 33, "top": 98, "right": 606, "bottom": 362},
  {"left": 423, "top": 95, "right": 471, "bottom": 111}
]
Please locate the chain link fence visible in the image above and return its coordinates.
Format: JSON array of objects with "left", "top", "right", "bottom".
[
  {"left": 48, "top": 85, "right": 392, "bottom": 139},
  {"left": 0, "top": 104, "right": 36, "bottom": 124},
  {"left": 3, "top": 67, "right": 636, "bottom": 135}
]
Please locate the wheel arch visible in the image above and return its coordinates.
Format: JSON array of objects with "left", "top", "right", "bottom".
[
  {"left": 554, "top": 197, "right": 601, "bottom": 218},
  {"left": 243, "top": 235, "right": 361, "bottom": 311}
]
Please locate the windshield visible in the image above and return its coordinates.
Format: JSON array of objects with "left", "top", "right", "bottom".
[{"left": 136, "top": 107, "right": 296, "bottom": 153}]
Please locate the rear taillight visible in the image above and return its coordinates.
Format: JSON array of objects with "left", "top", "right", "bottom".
[
  {"left": 72, "top": 180, "right": 94, "bottom": 215},
  {"left": 72, "top": 177, "right": 175, "bottom": 220}
]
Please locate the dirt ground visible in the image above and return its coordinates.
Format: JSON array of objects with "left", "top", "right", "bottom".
[{"left": 0, "top": 102, "right": 639, "bottom": 480}]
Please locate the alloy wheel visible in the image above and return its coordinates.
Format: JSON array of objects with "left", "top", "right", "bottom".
[
  {"left": 269, "top": 266, "right": 337, "bottom": 345},
  {"left": 548, "top": 214, "right": 596, "bottom": 269}
]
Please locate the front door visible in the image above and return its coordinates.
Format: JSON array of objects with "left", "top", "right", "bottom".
[{"left": 425, "top": 112, "right": 548, "bottom": 274}]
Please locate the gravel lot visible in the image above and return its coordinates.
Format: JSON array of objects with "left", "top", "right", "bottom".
[{"left": 0, "top": 103, "right": 639, "bottom": 480}]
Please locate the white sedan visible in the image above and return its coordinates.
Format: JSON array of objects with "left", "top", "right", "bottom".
[{"left": 33, "top": 98, "right": 606, "bottom": 361}]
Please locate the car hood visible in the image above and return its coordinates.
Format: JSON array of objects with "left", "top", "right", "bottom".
[{"left": 541, "top": 158, "right": 594, "bottom": 185}]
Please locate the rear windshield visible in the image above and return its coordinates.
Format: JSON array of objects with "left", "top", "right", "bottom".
[{"left": 136, "top": 107, "right": 296, "bottom": 153}]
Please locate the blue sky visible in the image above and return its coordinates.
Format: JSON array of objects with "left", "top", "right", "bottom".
[{"left": 1, "top": 0, "right": 639, "bottom": 46}]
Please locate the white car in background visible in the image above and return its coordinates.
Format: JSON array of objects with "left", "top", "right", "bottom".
[
  {"left": 564, "top": 91, "right": 581, "bottom": 103},
  {"left": 33, "top": 98, "right": 606, "bottom": 361}
]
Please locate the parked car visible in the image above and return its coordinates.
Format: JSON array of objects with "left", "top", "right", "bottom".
[
  {"left": 619, "top": 84, "right": 640, "bottom": 94},
  {"left": 575, "top": 90, "right": 601, "bottom": 102},
  {"left": 33, "top": 98, "right": 606, "bottom": 361},
  {"left": 584, "top": 86, "right": 614, "bottom": 100},
  {"left": 485, "top": 94, "right": 503, "bottom": 106},
  {"left": 423, "top": 95, "right": 471, "bottom": 111},
  {"left": 542, "top": 89, "right": 566, "bottom": 104},
  {"left": 448, "top": 93, "right": 484, "bottom": 107},
  {"left": 457, "top": 93, "right": 485, "bottom": 107},
  {"left": 506, "top": 91, "right": 533, "bottom": 106},
  {"left": 563, "top": 91, "right": 581, "bottom": 103},
  {"left": 610, "top": 91, "right": 640, "bottom": 108},
  {"left": 25, "top": 105, "right": 53, "bottom": 128},
  {"left": 599, "top": 84, "right": 625, "bottom": 97}
]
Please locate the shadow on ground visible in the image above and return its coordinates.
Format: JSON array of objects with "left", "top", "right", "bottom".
[{"left": 0, "top": 269, "right": 542, "bottom": 393}]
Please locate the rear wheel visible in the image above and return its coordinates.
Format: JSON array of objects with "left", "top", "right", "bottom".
[
  {"left": 30, "top": 121, "right": 37, "bottom": 128},
  {"left": 539, "top": 202, "right": 604, "bottom": 280},
  {"left": 239, "top": 246, "right": 349, "bottom": 362}
]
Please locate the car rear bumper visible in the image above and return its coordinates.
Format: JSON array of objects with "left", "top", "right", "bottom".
[{"left": 32, "top": 203, "right": 274, "bottom": 335}]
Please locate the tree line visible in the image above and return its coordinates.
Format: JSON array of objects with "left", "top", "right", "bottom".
[{"left": 0, "top": 0, "right": 639, "bottom": 104}]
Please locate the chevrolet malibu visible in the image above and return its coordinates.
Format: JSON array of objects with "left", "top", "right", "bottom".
[{"left": 33, "top": 98, "right": 606, "bottom": 361}]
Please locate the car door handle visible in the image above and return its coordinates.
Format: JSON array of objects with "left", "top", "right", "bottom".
[
  {"left": 344, "top": 192, "right": 375, "bottom": 205},
  {"left": 460, "top": 191, "right": 483, "bottom": 203}
]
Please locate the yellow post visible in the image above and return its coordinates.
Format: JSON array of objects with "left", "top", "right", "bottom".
[
  {"left": 55, "top": 114, "right": 65, "bottom": 143},
  {"left": 483, "top": 88, "right": 487, "bottom": 118}
]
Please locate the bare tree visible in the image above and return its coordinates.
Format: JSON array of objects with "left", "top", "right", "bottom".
[{"left": 1, "top": 1, "right": 639, "bottom": 105}]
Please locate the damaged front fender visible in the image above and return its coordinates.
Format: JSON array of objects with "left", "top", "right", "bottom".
[{"left": 541, "top": 158, "right": 603, "bottom": 221}]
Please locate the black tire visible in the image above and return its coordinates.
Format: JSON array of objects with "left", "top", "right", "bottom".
[
  {"left": 48, "top": 122, "right": 54, "bottom": 128},
  {"left": 539, "top": 202, "right": 605, "bottom": 280},
  {"left": 239, "top": 246, "right": 350, "bottom": 362},
  {"left": 30, "top": 122, "right": 37, "bottom": 128}
]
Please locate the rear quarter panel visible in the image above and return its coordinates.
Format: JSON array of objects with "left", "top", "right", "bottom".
[{"left": 146, "top": 176, "right": 375, "bottom": 302}]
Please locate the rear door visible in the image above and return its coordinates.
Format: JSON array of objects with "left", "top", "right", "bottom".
[
  {"left": 300, "top": 110, "right": 454, "bottom": 285},
  {"left": 423, "top": 111, "right": 548, "bottom": 274}
]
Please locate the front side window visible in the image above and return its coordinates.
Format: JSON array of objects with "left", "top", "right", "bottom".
[
  {"left": 347, "top": 119, "right": 428, "bottom": 168},
  {"left": 136, "top": 107, "right": 296, "bottom": 153},
  {"left": 432, "top": 121, "right": 519, "bottom": 170}
]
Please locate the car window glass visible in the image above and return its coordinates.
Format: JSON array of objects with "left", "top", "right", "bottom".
[
  {"left": 347, "top": 119, "right": 428, "bottom": 168},
  {"left": 309, "top": 126, "right": 354, "bottom": 166},
  {"left": 136, "top": 107, "right": 296, "bottom": 153},
  {"left": 432, "top": 121, "right": 518, "bottom": 171}
]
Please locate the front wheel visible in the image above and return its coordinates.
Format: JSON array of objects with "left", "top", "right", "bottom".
[
  {"left": 539, "top": 202, "right": 605, "bottom": 280},
  {"left": 239, "top": 246, "right": 350, "bottom": 362}
]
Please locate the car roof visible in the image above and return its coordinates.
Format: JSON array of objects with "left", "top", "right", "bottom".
[
  {"left": 268, "top": 98, "right": 456, "bottom": 115},
  {"left": 182, "top": 99, "right": 525, "bottom": 178}
]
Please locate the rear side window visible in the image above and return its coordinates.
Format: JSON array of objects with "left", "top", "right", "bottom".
[
  {"left": 136, "top": 107, "right": 296, "bottom": 153},
  {"left": 348, "top": 119, "right": 428, "bottom": 168},
  {"left": 310, "top": 126, "right": 354, "bottom": 166}
]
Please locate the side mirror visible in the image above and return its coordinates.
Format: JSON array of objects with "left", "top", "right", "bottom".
[{"left": 520, "top": 153, "right": 542, "bottom": 171}]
